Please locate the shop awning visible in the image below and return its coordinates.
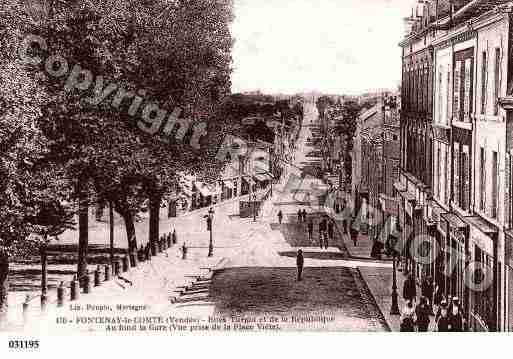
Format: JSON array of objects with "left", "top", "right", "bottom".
[
  {"left": 441, "top": 213, "right": 468, "bottom": 230},
  {"left": 243, "top": 177, "right": 256, "bottom": 186},
  {"left": 379, "top": 194, "right": 399, "bottom": 216},
  {"left": 210, "top": 186, "right": 222, "bottom": 196},
  {"left": 254, "top": 174, "right": 270, "bottom": 182},
  {"left": 223, "top": 180, "right": 235, "bottom": 189},
  {"left": 464, "top": 216, "right": 498, "bottom": 235},
  {"left": 195, "top": 182, "right": 211, "bottom": 197},
  {"left": 393, "top": 181, "right": 407, "bottom": 192},
  {"left": 400, "top": 189, "right": 416, "bottom": 203}
]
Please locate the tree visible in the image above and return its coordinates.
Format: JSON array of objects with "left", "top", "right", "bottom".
[{"left": 0, "top": 0, "right": 74, "bottom": 319}]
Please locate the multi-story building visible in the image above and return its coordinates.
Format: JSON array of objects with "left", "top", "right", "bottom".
[
  {"left": 398, "top": 0, "right": 513, "bottom": 331},
  {"left": 352, "top": 94, "right": 401, "bottom": 239}
]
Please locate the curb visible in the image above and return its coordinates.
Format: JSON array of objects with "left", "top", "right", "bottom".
[
  {"left": 352, "top": 267, "right": 392, "bottom": 332},
  {"left": 327, "top": 211, "right": 393, "bottom": 332}
]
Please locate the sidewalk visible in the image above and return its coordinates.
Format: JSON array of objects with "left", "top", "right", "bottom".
[
  {"left": 326, "top": 213, "right": 435, "bottom": 332},
  {"left": 3, "top": 185, "right": 278, "bottom": 332}
]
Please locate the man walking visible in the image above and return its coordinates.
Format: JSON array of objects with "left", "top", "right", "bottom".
[
  {"left": 297, "top": 209, "right": 302, "bottom": 223},
  {"left": 328, "top": 220, "right": 334, "bottom": 241},
  {"left": 278, "top": 210, "right": 283, "bottom": 224},
  {"left": 319, "top": 219, "right": 326, "bottom": 249},
  {"left": 296, "top": 249, "right": 304, "bottom": 281},
  {"left": 307, "top": 219, "right": 314, "bottom": 241},
  {"left": 349, "top": 218, "right": 359, "bottom": 246},
  {"left": 403, "top": 274, "right": 417, "bottom": 303},
  {"left": 302, "top": 209, "right": 307, "bottom": 223},
  {"left": 421, "top": 276, "right": 434, "bottom": 313}
]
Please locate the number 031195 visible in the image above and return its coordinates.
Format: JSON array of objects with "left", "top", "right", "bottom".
[{"left": 8, "top": 340, "right": 40, "bottom": 350}]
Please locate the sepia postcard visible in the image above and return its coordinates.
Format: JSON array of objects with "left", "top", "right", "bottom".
[{"left": 1, "top": 1, "right": 512, "bottom": 349}]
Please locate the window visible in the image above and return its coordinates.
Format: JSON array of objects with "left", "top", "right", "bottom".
[
  {"left": 437, "top": 146, "right": 441, "bottom": 199},
  {"left": 480, "top": 147, "right": 486, "bottom": 212},
  {"left": 446, "top": 69, "right": 452, "bottom": 124},
  {"left": 445, "top": 145, "right": 450, "bottom": 204},
  {"left": 492, "top": 151, "right": 498, "bottom": 218},
  {"left": 494, "top": 48, "right": 500, "bottom": 116},
  {"left": 507, "top": 153, "right": 512, "bottom": 228},
  {"left": 454, "top": 143, "right": 460, "bottom": 206},
  {"left": 462, "top": 146, "right": 470, "bottom": 211},
  {"left": 438, "top": 68, "right": 444, "bottom": 123},
  {"left": 464, "top": 58, "right": 472, "bottom": 121},
  {"left": 481, "top": 51, "right": 487, "bottom": 115},
  {"left": 454, "top": 61, "right": 462, "bottom": 120}
]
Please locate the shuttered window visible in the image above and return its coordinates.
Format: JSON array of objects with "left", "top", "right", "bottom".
[
  {"left": 445, "top": 145, "right": 450, "bottom": 204},
  {"left": 454, "top": 61, "right": 462, "bottom": 120},
  {"left": 481, "top": 51, "right": 487, "bottom": 115},
  {"left": 506, "top": 153, "right": 512, "bottom": 228},
  {"left": 480, "top": 147, "right": 486, "bottom": 212},
  {"left": 462, "top": 146, "right": 470, "bottom": 211},
  {"left": 437, "top": 146, "right": 441, "bottom": 199},
  {"left": 454, "top": 143, "right": 460, "bottom": 206},
  {"left": 494, "top": 48, "right": 500, "bottom": 116},
  {"left": 464, "top": 59, "right": 472, "bottom": 121},
  {"left": 492, "top": 151, "right": 498, "bottom": 218}
]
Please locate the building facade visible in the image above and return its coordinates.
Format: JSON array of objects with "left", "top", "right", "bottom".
[{"left": 399, "top": 0, "right": 513, "bottom": 331}]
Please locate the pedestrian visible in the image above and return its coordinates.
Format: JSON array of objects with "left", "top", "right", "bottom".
[
  {"left": 400, "top": 300, "right": 416, "bottom": 332},
  {"left": 415, "top": 296, "right": 431, "bottom": 332},
  {"left": 328, "top": 220, "right": 334, "bottom": 241},
  {"left": 296, "top": 249, "right": 304, "bottom": 281},
  {"left": 449, "top": 297, "right": 465, "bottom": 332},
  {"left": 278, "top": 210, "right": 283, "bottom": 224},
  {"left": 172, "top": 229, "right": 177, "bottom": 245},
  {"left": 436, "top": 300, "right": 451, "bottom": 332},
  {"left": 421, "top": 276, "right": 434, "bottom": 313},
  {"left": 349, "top": 218, "right": 359, "bottom": 246},
  {"left": 302, "top": 209, "right": 307, "bottom": 223},
  {"left": 307, "top": 219, "right": 314, "bottom": 241},
  {"left": 403, "top": 274, "right": 417, "bottom": 303},
  {"left": 433, "top": 276, "right": 445, "bottom": 308},
  {"left": 318, "top": 219, "right": 325, "bottom": 248},
  {"left": 298, "top": 209, "right": 303, "bottom": 223}
]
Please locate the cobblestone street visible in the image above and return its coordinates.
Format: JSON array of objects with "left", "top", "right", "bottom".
[{"left": 169, "top": 108, "right": 389, "bottom": 332}]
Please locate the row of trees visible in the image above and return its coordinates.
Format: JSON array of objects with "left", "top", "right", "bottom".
[
  {"left": 0, "top": 0, "right": 234, "bottom": 318},
  {"left": 315, "top": 96, "right": 361, "bottom": 187}
]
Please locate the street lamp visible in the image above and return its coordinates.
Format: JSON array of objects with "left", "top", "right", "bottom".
[
  {"left": 205, "top": 207, "right": 214, "bottom": 257},
  {"left": 252, "top": 193, "right": 257, "bottom": 222},
  {"left": 391, "top": 248, "right": 401, "bottom": 315}
]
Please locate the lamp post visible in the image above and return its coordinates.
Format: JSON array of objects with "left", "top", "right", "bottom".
[
  {"left": 391, "top": 250, "right": 401, "bottom": 315},
  {"left": 207, "top": 207, "right": 214, "bottom": 257},
  {"left": 252, "top": 193, "right": 257, "bottom": 222}
]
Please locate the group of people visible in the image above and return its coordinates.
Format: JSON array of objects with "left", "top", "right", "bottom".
[
  {"left": 297, "top": 209, "right": 308, "bottom": 223},
  {"left": 400, "top": 275, "right": 466, "bottom": 332}
]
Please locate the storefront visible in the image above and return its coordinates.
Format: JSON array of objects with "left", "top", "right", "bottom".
[
  {"left": 465, "top": 216, "right": 498, "bottom": 332},
  {"left": 426, "top": 200, "right": 448, "bottom": 294},
  {"left": 378, "top": 194, "right": 400, "bottom": 253},
  {"left": 222, "top": 179, "right": 236, "bottom": 200},
  {"left": 401, "top": 188, "right": 416, "bottom": 275},
  {"left": 195, "top": 181, "right": 213, "bottom": 208},
  {"left": 440, "top": 213, "right": 469, "bottom": 311},
  {"left": 254, "top": 173, "right": 272, "bottom": 191}
]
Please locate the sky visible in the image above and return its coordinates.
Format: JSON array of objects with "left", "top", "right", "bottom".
[{"left": 230, "top": 0, "right": 414, "bottom": 95}]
